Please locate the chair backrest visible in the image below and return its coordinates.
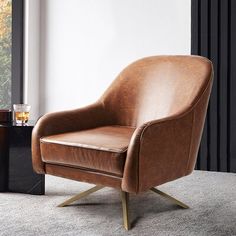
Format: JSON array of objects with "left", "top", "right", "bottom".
[{"left": 100, "top": 55, "right": 213, "bottom": 127}]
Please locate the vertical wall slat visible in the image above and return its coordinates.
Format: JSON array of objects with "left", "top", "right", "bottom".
[
  {"left": 208, "top": 0, "right": 218, "bottom": 171},
  {"left": 191, "top": 0, "right": 201, "bottom": 170},
  {"left": 198, "top": 0, "right": 209, "bottom": 170},
  {"left": 230, "top": 0, "right": 236, "bottom": 172},
  {"left": 218, "top": 0, "right": 228, "bottom": 172}
]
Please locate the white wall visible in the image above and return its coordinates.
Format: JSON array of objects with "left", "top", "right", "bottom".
[
  {"left": 26, "top": 0, "right": 191, "bottom": 117},
  {"left": 24, "top": 0, "right": 41, "bottom": 120}
]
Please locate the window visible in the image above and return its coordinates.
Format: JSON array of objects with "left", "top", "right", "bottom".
[
  {"left": 0, "top": 0, "right": 24, "bottom": 109},
  {"left": 0, "top": 0, "right": 11, "bottom": 109}
]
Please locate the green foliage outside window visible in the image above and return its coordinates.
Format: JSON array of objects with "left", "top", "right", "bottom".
[{"left": 0, "top": 0, "right": 11, "bottom": 109}]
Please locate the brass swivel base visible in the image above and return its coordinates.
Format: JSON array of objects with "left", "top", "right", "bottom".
[
  {"left": 57, "top": 185, "right": 104, "bottom": 207},
  {"left": 58, "top": 186, "right": 189, "bottom": 230}
]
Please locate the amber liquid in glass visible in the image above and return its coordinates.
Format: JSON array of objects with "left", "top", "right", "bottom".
[{"left": 15, "top": 112, "right": 29, "bottom": 123}]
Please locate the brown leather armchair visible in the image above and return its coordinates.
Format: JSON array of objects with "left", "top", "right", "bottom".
[{"left": 32, "top": 55, "right": 213, "bottom": 230}]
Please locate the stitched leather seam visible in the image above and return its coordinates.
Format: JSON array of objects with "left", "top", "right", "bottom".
[
  {"left": 136, "top": 133, "right": 141, "bottom": 193},
  {"left": 137, "top": 140, "right": 140, "bottom": 193},
  {"left": 40, "top": 139, "right": 129, "bottom": 154},
  {"left": 109, "top": 124, "right": 136, "bottom": 129},
  {"left": 186, "top": 110, "right": 195, "bottom": 174},
  {"left": 136, "top": 123, "right": 149, "bottom": 193}
]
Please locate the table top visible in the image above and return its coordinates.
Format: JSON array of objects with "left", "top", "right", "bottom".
[{"left": 0, "top": 120, "right": 36, "bottom": 128}]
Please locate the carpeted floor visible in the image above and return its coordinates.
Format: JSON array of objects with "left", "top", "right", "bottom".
[{"left": 0, "top": 171, "right": 235, "bottom": 236}]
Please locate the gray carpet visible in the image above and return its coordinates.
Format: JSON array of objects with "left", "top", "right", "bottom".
[{"left": 0, "top": 171, "right": 235, "bottom": 236}]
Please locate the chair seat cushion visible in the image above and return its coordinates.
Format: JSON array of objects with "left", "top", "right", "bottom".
[{"left": 40, "top": 126, "right": 135, "bottom": 176}]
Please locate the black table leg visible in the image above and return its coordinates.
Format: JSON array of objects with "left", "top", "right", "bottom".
[{"left": 0, "top": 128, "right": 8, "bottom": 192}]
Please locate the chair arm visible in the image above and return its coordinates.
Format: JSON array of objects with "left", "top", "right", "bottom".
[
  {"left": 32, "top": 102, "right": 109, "bottom": 174},
  {"left": 122, "top": 111, "right": 195, "bottom": 193}
]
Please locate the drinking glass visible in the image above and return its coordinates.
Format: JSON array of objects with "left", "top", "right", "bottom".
[{"left": 13, "top": 104, "right": 31, "bottom": 124}]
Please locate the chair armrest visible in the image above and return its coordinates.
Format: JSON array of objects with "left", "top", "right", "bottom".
[
  {"left": 122, "top": 111, "right": 194, "bottom": 193},
  {"left": 122, "top": 78, "right": 212, "bottom": 193},
  {"left": 32, "top": 102, "right": 109, "bottom": 174}
]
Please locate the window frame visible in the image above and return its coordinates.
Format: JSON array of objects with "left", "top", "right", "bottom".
[{"left": 11, "top": 0, "right": 24, "bottom": 105}]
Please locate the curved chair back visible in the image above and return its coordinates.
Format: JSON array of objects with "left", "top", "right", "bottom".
[{"left": 100, "top": 56, "right": 213, "bottom": 127}]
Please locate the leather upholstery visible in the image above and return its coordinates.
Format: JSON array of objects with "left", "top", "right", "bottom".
[
  {"left": 40, "top": 126, "right": 135, "bottom": 176},
  {"left": 122, "top": 77, "right": 212, "bottom": 192},
  {"left": 32, "top": 103, "right": 112, "bottom": 173},
  {"left": 100, "top": 56, "right": 211, "bottom": 126},
  {"left": 32, "top": 55, "right": 213, "bottom": 194},
  {"left": 45, "top": 164, "right": 122, "bottom": 189}
]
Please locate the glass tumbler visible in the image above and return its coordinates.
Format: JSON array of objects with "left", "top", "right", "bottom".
[{"left": 13, "top": 104, "right": 31, "bottom": 124}]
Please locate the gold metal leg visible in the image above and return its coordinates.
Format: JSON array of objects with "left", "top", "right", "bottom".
[
  {"left": 58, "top": 185, "right": 104, "bottom": 207},
  {"left": 150, "top": 187, "right": 189, "bottom": 209},
  {"left": 121, "top": 191, "right": 130, "bottom": 230}
]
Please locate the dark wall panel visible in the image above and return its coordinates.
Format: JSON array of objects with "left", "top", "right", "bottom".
[{"left": 191, "top": 0, "right": 236, "bottom": 173}]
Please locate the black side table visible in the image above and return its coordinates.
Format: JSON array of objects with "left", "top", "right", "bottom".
[{"left": 0, "top": 121, "right": 45, "bottom": 195}]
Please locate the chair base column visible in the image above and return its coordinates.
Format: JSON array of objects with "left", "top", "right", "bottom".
[{"left": 121, "top": 191, "right": 130, "bottom": 230}]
